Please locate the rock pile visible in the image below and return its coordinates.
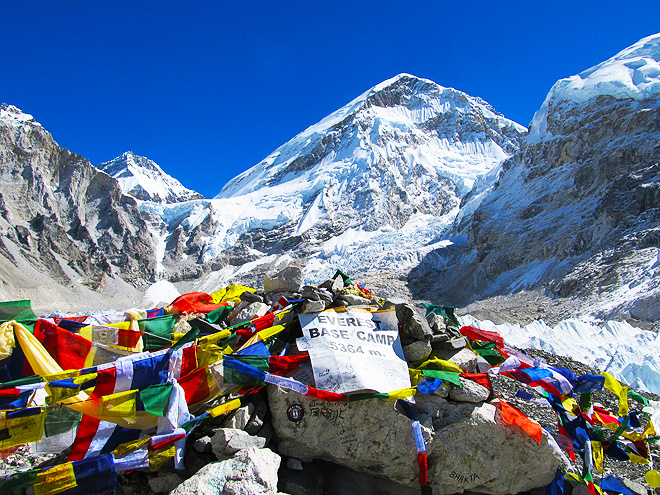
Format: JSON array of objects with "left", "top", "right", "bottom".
[{"left": 1, "top": 265, "right": 656, "bottom": 495}]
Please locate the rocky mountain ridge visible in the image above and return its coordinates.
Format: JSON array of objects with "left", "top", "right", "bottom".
[
  {"left": 409, "top": 33, "right": 660, "bottom": 322},
  {"left": 0, "top": 103, "right": 156, "bottom": 312},
  {"left": 1, "top": 35, "right": 660, "bottom": 324}
]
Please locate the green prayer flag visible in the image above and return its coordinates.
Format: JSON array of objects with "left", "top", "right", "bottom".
[
  {"left": 0, "top": 469, "right": 38, "bottom": 493},
  {"left": 579, "top": 392, "right": 592, "bottom": 412},
  {"left": 172, "top": 327, "right": 200, "bottom": 351},
  {"left": 207, "top": 305, "right": 232, "bottom": 324},
  {"left": 139, "top": 315, "right": 177, "bottom": 351},
  {"left": 140, "top": 383, "right": 174, "bottom": 417},
  {"left": 44, "top": 407, "right": 82, "bottom": 437},
  {"left": 421, "top": 370, "right": 462, "bottom": 387},
  {"left": 0, "top": 375, "right": 44, "bottom": 390},
  {"left": 628, "top": 389, "right": 649, "bottom": 407},
  {"left": 0, "top": 300, "right": 37, "bottom": 333},
  {"left": 333, "top": 269, "right": 352, "bottom": 287},
  {"left": 420, "top": 303, "right": 461, "bottom": 328},
  {"left": 223, "top": 355, "right": 269, "bottom": 385}
]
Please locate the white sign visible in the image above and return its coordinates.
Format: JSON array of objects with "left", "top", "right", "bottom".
[{"left": 297, "top": 308, "right": 410, "bottom": 394}]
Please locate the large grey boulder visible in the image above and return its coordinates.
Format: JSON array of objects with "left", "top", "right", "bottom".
[
  {"left": 264, "top": 265, "right": 303, "bottom": 294},
  {"left": 268, "top": 387, "right": 558, "bottom": 494},
  {"left": 169, "top": 447, "right": 281, "bottom": 495},
  {"left": 211, "top": 428, "right": 267, "bottom": 459}
]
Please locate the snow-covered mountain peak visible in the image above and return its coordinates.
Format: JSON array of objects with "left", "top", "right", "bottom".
[
  {"left": 529, "top": 33, "right": 660, "bottom": 142},
  {"left": 0, "top": 103, "right": 41, "bottom": 129},
  {"left": 216, "top": 73, "right": 526, "bottom": 200},
  {"left": 97, "top": 151, "right": 203, "bottom": 204}
]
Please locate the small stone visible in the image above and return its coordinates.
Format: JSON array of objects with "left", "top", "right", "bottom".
[
  {"left": 402, "top": 340, "right": 432, "bottom": 363},
  {"left": 147, "top": 473, "right": 184, "bottom": 493},
  {"left": 228, "top": 302, "right": 270, "bottom": 326},
  {"left": 211, "top": 428, "right": 267, "bottom": 459},
  {"left": 240, "top": 291, "right": 264, "bottom": 303},
  {"left": 301, "top": 286, "right": 334, "bottom": 305},
  {"left": 427, "top": 313, "right": 446, "bottom": 333},
  {"left": 193, "top": 436, "right": 213, "bottom": 453},
  {"left": 264, "top": 265, "right": 303, "bottom": 294},
  {"left": 337, "top": 294, "right": 371, "bottom": 306},
  {"left": 222, "top": 402, "right": 255, "bottom": 430},
  {"left": 449, "top": 379, "right": 490, "bottom": 403},
  {"left": 300, "top": 299, "right": 326, "bottom": 314},
  {"left": 395, "top": 304, "right": 433, "bottom": 342},
  {"left": 287, "top": 457, "right": 304, "bottom": 470}
]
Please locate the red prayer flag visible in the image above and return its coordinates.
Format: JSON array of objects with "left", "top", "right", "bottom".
[
  {"left": 170, "top": 293, "right": 232, "bottom": 314},
  {"left": 269, "top": 353, "right": 310, "bottom": 376},
  {"left": 68, "top": 414, "right": 101, "bottom": 461},
  {"left": 31, "top": 319, "right": 92, "bottom": 371},
  {"left": 417, "top": 452, "right": 428, "bottom": 486},
  {"left": 305, "top": 387, "right": 348, "bottom": 402},
  {"left": 460, "top": 325, "right": 504, "bottom": 347},
  {"left": 497, "top": 399, "right": 542, "bottom": 444},
  {"left": 178, "top": 368, "right": 210, "bottom": 405}
]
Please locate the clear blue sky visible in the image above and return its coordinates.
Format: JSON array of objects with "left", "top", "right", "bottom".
[{"left": 2, "top": 1, "right": 659, "bottom": 198}]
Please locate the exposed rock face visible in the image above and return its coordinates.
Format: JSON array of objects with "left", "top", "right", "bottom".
[
  {"left": 0, "top": 104, "right": 157, "bottom": 312},
  {"left": 410, "top": 35, "right": 660, "bottom": 321},
  {"left": 170, "top": 447, "right": 281, "bottom": 495}
]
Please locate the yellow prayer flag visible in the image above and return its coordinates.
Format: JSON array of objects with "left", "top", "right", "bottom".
[
  {"left": 46, "top": 373, "right": 98, "bottom": 404},
  {"left": 591, "top": 441, "right": 605, "bottom": 473},
  {"left": 417, "top": 357, "right": 463, "bottom": 374},
  {"left": 0, "top": 411, "right": 46, "bottom": 450},
  {"left": 629, "top": 453, "right": 651, "bottom": 464},
  {"left": 198, "top": 329, "right": 231, "bottom": 346},
  {"left": 257, "top": 324, "right": 286, "bottom": 341},
  {"left": 208, "top": 398, "right": 242, "bottom": 418},
  {"left": 385, "top": 388, "right": 417, "bottom": 401},
  {"left": 149, "top": 445, "right": 176, "bottom": 471},
  {"left": 643, "top": 419, "right": 656, "bottom": 439},
  {"left": 210, "top": 284, "right": 256, "bottom": 304},
  {"left": 100, "top": 390, "right": 137, "bottom": 417},
  {"left": 197, "top": 343, "right": 223, "bottom": 368},
  {"left": 114, "top": 438, "right": 150, "bottom": 457},
  {"left": 600, "top": 372, "right": 629, "bottom": 417},
  {"left": 33, "top": 462, "right": 77, "bottom": 495}
]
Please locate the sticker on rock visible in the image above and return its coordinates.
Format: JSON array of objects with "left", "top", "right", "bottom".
[{"left": 287, "top": 404, "right": 304, "bottom": 422}]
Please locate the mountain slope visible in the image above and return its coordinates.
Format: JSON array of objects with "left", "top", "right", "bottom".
[
  {"left": 98, "top": 151, "right": 203, "bottom": 204},
  {"left": 148, "top": 74, "right": 526, "bottom": 290},
  {"left": 0, "top": 104, "right": 158, "bottom": 313},
  {"left": 410, "top": 33, "right": 660, "bottom": 322}
]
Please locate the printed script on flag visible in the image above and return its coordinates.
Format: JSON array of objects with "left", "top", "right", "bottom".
[{"left": 297, "top": 308, "right": 410, "bottom": 394}]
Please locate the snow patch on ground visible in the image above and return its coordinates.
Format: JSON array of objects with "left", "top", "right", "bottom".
[{"left": 144, "top": 280, "right": 180, "bottom": 307}]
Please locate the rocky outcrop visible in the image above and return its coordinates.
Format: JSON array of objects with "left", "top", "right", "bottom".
[
  {"left": 410, "top": 35, "right": 660, "bottom": 321},
  {"left": 0, "top": 104, "right": 158, "bottom": 312}
]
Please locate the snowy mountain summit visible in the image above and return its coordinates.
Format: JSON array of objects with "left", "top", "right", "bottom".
[
  {"left": 147, "top": 73, "right": 526, "bottom": 288},
  {"left": 98, "top": 151, "right": 203, "bottom": 204}
]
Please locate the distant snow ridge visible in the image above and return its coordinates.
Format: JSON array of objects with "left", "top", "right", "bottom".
[{"left": 98, "top": 151, "right": 203, "bottom": 204}]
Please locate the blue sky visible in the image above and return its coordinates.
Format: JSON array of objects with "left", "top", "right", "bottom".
[{"left": 2, "top": 2, "right": 659, "bottom": 198}]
